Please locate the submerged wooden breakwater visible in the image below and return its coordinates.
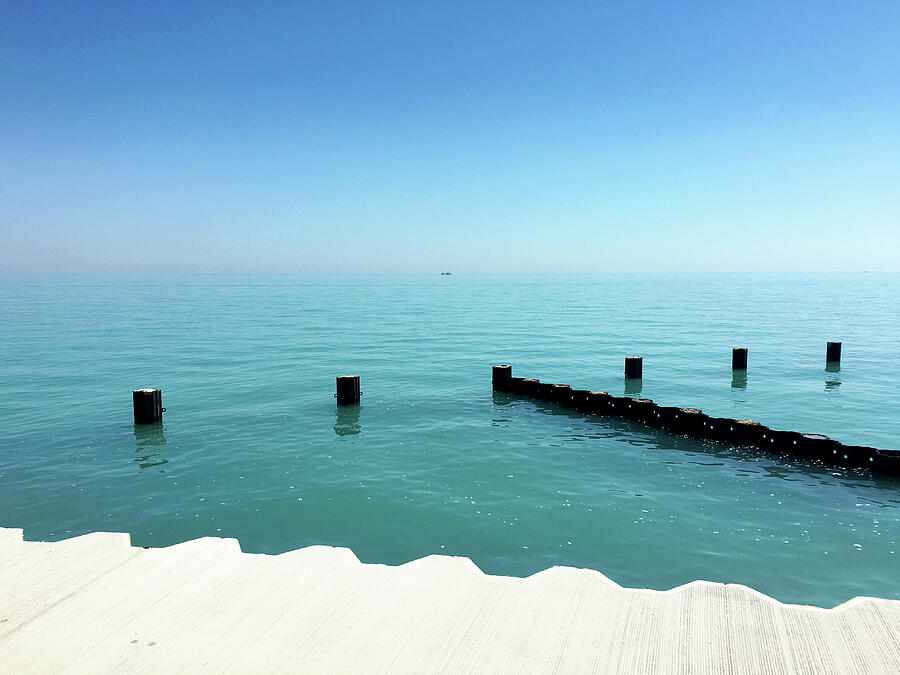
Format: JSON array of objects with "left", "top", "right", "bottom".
[{"left": 492, "top": 365, "right": 900, "bottom": 476}]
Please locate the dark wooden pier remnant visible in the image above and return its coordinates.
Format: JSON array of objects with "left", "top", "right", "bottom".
[
  {"left": 624, "top": 356, "right": 643, "bottom": 379},
  {"left": 336, "top": 375, "right": 361, "bottom": 405},
  {"left": 732, "top": 347, "right": 748, "bottom": 370},
  {"left": 492, "top": 365, "right": 900, "bottom": 476},
  {"left": 827, "top": 341, "right": 842, "bottom": 363},
  {"left": 492, "top": 365, "right": 512, "bottom": 391},
  {"left": 133, "top": 389, "right": 164, "bottom": 424},
  {"left": 551, "top": 384, "right": 572, "bottom": 404},
  {"left": 522, "top": 378, "right": 540, "bottom": 396}
]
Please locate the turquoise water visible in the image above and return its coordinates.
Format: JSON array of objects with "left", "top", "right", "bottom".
[{"left": 1, "top": 274, "right": 899, "bottom": 607}]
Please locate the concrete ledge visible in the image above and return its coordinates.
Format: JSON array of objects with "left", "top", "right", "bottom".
[{"left": 1, "top": 527, "right": 899, "bottom": 673}]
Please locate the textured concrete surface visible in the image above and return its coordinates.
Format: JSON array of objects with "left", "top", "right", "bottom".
[{"left": 1, "top": 526, "right": 898, "bottom": 673}]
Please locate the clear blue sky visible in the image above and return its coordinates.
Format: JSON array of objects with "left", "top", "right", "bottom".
[{"left": 2, "top": 1, "right": 898, "bottom": 273}]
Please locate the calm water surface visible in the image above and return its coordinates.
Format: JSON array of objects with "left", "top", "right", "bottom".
[{"left": 1, "top": 274, "right": 898, "bottom": 607}]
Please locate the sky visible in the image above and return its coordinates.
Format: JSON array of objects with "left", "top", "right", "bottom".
[{"left": 2, "top": 1, "right": 899, "bottom": 273}]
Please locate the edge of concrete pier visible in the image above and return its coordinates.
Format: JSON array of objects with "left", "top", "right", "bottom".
[{"left": 2, "top": 526, "right": 899, "bottom": 672}]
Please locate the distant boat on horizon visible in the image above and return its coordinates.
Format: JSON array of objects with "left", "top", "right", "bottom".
[{"left": 441, "top": 272, "right": 452, "bottom": 275}]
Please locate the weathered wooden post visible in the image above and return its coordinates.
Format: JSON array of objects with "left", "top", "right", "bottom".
[
  {"left": 624, "top": 356, "right": 642, "bottom": 379},
  {"left": 492, "top": 365, "right": 512, "bottom": 391},
  {"left": 522, "top": 378, "right": 540, "bottom": 396},
  {"left": 732, "top": 347, "right": 748, "bottom": 370},
  {"left": 826, "top": 342, "right": 842, "bottom": 363},
  {"left": 336, "top": 375, "right": 361, "bottom": 405},
  {"left": 551, "top": 384, "right": 572, "bottom": 404},
  {"left": 133, "top": 389, "right": 164, "bottom": 424}
]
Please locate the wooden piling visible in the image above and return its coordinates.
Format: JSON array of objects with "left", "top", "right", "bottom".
[
  {"left": 336, "top": 375, "right": 361, "bottom": 405},
  {"left": 624, "top": 356, "right": 642, "bottom": 379},
  {"left": 673, "top": 408, "right": 706, "bottom": 435},
  {"left": 798, "top": 433, "right": 838, "bottom": 459},
  {"left": 133, "top": 389, "right": 163, "bottom": 424},
  {"left": 826, "top": 342, "right": 842, "bottom": 363},
  {"left": 874, "top": 450, "right": 900, "bottom": 476},
  {"left": 509, "top": 377, "right": 526, "bottom": 394},
  {"left": 536, "top": 382, "right": 555, "bottom": 401},
  {"left": 492, "top": 368, "right": 900, "bottom": 476},
  {"left": 492, "top": 365, "right": 512, "bottom": 391},
  {"left": 570, "top": 389, "right": 592, "bottom": 409},
  {"left": 587, "top": 391, "right": 612, "bottom": 414},
  {"left": 732, "top": 347, "right": 748, "bottom": 370},
  {"left": 731, "top": 419, "right": 766, "bottom": 444},
  {"left": 622, "top": 398, "right": 656, "bottom": 421},
  {"left": 522, "top": 378, "right": 540, "bottom": 396},
  {"left": 551, "top": 384, "right": 572, "bottom": 405}
]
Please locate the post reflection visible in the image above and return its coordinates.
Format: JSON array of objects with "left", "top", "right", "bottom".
[
  {"left": 731, "top": 370, "right": 748, "bottom": 389},
  {"left": 334, "top": 404, "right": 362, "bottom": 436},
  {"left": 491, "top": 391, "right": 515, "bottom": 406},
  {"left": 133, "top": 423, "right": 169, "bottom": 469},
  {"left": 624, "top": 378, "right": 643, "bottom": 396},
  {"left": 825, "top": 362, "right": 841, "bottom": 390}
]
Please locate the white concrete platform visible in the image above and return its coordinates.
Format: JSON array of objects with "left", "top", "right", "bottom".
[{"left": 1, "top": 527, "right": 898, "bottom": 673}]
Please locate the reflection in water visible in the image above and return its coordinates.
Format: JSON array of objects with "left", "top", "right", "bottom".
[
  {"left": 491, "top": 391, "right": 516, "bottom": 406},
  {"left": 334, "top": 404, "right": 362, "bottom": 436},
  {"left": 731, "top": 370, "right": 748, "bottom": 389},
  {"left": 825, "top": 362, "right": 841, "bottom": 390},
  {"left": 133, "top": 423, "right": 169, "bottom": 469},
  {"left": 623, "top": 378, "right": 643, "bottom": 396},
  {"left": 496, "top": 392, "right": 900, "bottom": 490}
]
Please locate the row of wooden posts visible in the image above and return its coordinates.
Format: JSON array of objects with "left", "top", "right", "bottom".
[
  {"left": 132, "top": 343, "right": 843, "bottom": 424},
  {"left": 490, "top": 359, "right": 900, "bottom": 477},
  {"left": 132, "top": 340, "right": 843, "bottom": 424},
  {"left": 132, "top": 375, "right": 363, "bottom": 424},
  {"left": 130, "top": 344, "right": 895, "bottom": 472},
  {"left": 624, "top": 342, "right": 843, "bottom": 380}
]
